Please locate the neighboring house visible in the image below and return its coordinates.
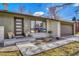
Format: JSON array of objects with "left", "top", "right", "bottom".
[
  {"left": 74, "top": 21, "right": 79, "bottom": 33},
  {"left": 0, "top": 10, "right": 74, "bottom": 39}
]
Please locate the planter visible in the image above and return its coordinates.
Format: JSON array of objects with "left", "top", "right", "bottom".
[
  {"left": 8, "top": 32, "right": 14, "bottom": 39},
  {"left": 48, "top": 31, "right": 52, "bottom": 37}
]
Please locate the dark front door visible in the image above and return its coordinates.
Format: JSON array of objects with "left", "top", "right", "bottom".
[{"left": 14, "top": 17, "right": 24, "bottom": 36}]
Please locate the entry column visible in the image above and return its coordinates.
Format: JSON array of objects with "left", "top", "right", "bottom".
[
  {"left": 57, "top": 22, "right": 61, "bottom": 37},
  {"left": 0, "top": 26, "right": 4, "bottom": 47}
]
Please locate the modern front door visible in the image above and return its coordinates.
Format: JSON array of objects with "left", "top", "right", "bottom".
[{"left": 14, "top": 17, "right": 24, "bottom": 36}]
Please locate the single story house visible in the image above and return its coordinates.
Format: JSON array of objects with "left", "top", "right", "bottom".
[{"left": 0, "top": 10, "right": 75, "bottom": 39}]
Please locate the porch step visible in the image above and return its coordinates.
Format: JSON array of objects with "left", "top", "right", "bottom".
[{"left": 15, "top": 35, "right": 24, "bottom": 38}]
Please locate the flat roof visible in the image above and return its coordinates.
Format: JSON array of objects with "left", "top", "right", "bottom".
[{"left": 0, "top": 10, "right": 73, "bottom": 23}]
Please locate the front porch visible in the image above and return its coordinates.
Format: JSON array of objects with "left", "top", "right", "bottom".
[
  {"left": 4, "top": 37, "right": 35, "bottom": 46},
  {"left": 0, "top": 35, "right": 78, "bottom": 56},
  {"left": 4, "top": 34, "right": 74, "bottom": 46}
]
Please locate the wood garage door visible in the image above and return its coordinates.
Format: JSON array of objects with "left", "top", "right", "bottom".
[
  {"left": 14, "top": 17, "right": 24, "bottom": 36},
  {"left": 61, "top": 25, "right": 73, "bottom": 36}
]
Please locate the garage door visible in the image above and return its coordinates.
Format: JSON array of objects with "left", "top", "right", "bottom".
[{"left": 61, "top": 25, "right": 73, "bottom": 36}]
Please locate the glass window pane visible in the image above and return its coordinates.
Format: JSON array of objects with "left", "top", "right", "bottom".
[
  {"left": 31, "top": 21, "right": 35, "bottom": 33},
  {"left": 31, "top": 20, "right": 47, "bottom": 33}
]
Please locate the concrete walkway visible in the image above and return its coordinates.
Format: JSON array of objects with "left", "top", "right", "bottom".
[
  {"left": 16, "top": 36, "right": 79, "bottom": 56},
  {"left": 0, "top": 46, "right": 19, "bottom": 52},
  {"left": 4, "top": 37, "right": 35, "bottom": 46},
  {"left": 4, "top": 36, "right": 67, "bottom": 46},
  {"left": 4, "top": 35, "right": 79, "bottom": 46}
]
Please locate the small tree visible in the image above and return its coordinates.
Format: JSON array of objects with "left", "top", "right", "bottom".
[
  {"left": 48, "top": 3, "right": 72, "bottom": 19},
  {"left": 72, "top": 17, "right": 76, "bottom": 21}
]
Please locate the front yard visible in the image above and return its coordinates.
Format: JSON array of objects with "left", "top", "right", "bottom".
[
  {"left": 0, "top": 51, "right": 21, "bottom": 56},
  {"left": 0, "top": 41, "right": 79, "bottom": 56},
  {"left": 0, "top": 46, "right": 21, "bottom": 56},
  {"left": 35, "top": 41, "right": 79, "bottom": 56}
]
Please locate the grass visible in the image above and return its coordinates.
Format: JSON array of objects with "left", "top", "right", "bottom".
[
  {"left": 0, "top": 50, "right": 22, "bottom": 56},
  {"left": 35, "top": 41, "right": 79, "bottom": 56},
  {"left": 0, "top": 41, "right": 79, "bottom": 56},
  {"left": 75, "top": 32, "right": 79, "bottom": 35},
  {"left": 76, "top": 32, "right": 79, "bottom": 34},
  {"left": 0, "top": 46, "right": 22, "bottom": 56}
]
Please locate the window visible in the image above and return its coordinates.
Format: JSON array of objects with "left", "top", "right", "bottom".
[
  {"left": 31, "top": 21, "right": 35, "bottom": 33},
  {"left": 31, "top": 20, "right": 47, "bottom": 33}
]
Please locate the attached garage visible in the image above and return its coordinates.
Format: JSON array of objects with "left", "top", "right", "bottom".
[
  {"left": 47, "top": 20, "right": 74, "bottom": 37},
  {"left": 61, "top": 22, "right": 74, "bottom": 36}
]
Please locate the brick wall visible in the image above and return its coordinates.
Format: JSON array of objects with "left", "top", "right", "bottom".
[{"left": 75, "top": 21, "right": 79, "bottom": 32}]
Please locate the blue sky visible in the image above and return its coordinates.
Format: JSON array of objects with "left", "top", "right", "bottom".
[{"left": 0, "top": 3, "right": 79, "bottom": 20}]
